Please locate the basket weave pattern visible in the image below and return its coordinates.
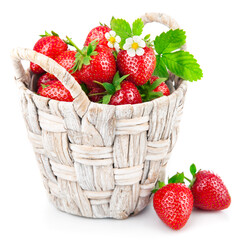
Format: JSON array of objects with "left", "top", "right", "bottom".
[{"left": 11, "top": 13, "right": 187, "bottom": 219}]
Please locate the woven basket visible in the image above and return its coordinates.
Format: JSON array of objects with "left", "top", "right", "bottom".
[{"left": 11, "top": 13, "right": 187, "bottom": 219}]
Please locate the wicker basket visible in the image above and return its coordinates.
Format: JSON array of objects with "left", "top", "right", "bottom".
[{"left": 11, "top": 13, "right": 187, "bottom": 219}]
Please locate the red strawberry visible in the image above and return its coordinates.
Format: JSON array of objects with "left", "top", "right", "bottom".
[
  {"left": 88, "top": 87, "right": 105, "bottom": 102},
  {"left": 109, "top": 80, "right": 142, "bottom": 105},
  {"left": 117, "top": 46, "right": 156, "bottom": 86},
  {"left": 37, "top": 81, "right": 73, "bottom": 102},
  {"left": 30, "top": 31, "right": 68, "bottom": 74},
  {"left": 47, "top": 50, "right": 81, "bottom": 83},
  {"left": 37, "top": 73, "right": 57, "bottom": 89},
  {"left": 153, "top": 183, "right": 193, "bottom": 230},
  {"left": 66, "top": 37, "right": 116, "bottom": 90},
  {"left": 84, "top": 25, "right": 111, "bottom": 48},
  {"left": 150, "top": 76, "right": 170, "bottom": 96},
  {"left": 189, "top": 165, "right": 231, "bottom": 211}
]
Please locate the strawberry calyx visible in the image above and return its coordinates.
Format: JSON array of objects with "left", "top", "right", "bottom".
[
  {"left": 39, "top": 30, "right": 59, "bottom": 38},
  {"left": 152, "top": 172, "right": 186, "bottom": 193},
  {"left": 138, "top": 77, "right": 167, "bottom": 102},
  {"left": 91, "top": 71, "right": 129, "bottom": 104},
  {"left": 64, "top": 36, "right": 99, "bottom": 73}
]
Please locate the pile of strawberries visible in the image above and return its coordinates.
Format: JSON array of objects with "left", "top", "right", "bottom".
[
  {"left": 30, "top": 18, "right": 190, "bottom": 104},
  {"left": 153, "top": 164, "right": 231, "bottom": 230}
]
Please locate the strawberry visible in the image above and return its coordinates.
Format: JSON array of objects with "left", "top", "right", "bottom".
[
  {"left": 109, "top": 81, "right": 142, "bottom": 105},
  {"left": 84, "top": 25, "right": 111, "bottom": 48},
  {"left": 30, "top": 31, "right": 68, "bottom": 74},
  {"left": 37, "top": 81, "right": 73, "bottom": 102},
  {"left": 153, "top": 178, "right": 193, "bottom": 230},
  {"left": 47, "top": 50, "right": 81, "bottom": 83},
  {"left": 92, "top": 72, "right": 142, "bottom": 105},
  {"left": 150, "top": 76, "right": 170, "bottom": 96},
  {"left": 117, "top": 46, "right": 156, "bottom": 86},
  {"left": 65, "top": 37, "right": 116, "bottom": 90},
  {"left": 37, "top": 73, "right": 57, "bottom": 89},
  {"left": 189, "top": 164, "right": 231, "bottom": 211},
  {"left": 88, "top": 87, "right": 106, "bottom": 102}
]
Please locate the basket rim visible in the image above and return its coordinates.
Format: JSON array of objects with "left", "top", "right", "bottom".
[{"left": 19, "top": 68, "right": 187, "bottom": 109}]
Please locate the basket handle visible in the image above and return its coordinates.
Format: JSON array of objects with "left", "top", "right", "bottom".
[
  {"left": 11, "top": 47, "right": 90, "bottom": 116},
  {"left": 141, "top": 12, "right": 187, "bottom": 50}
]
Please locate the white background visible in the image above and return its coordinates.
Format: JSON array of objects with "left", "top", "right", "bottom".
[{"left": 0, "top": 0, "right": 237, "bottom": 239}]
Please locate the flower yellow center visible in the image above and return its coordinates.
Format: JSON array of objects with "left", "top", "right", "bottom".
[
  {"left": 131, "top": 42, "right": 139, "bottom": 50},
  {"left": 109, "top": 36, "right": 116, "bottom": 44}
]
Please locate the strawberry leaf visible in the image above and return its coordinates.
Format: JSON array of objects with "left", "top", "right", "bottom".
[
  {"left": 110, "top": 18, "right": 132, "bottom": 48},
  {"left": 168, "top": 172, "right": 185, "bottom": 184},
  {"left": 162, "top": 51, "right": 203, "bottom": 81},
  {"left": 154, "top": 29, "right": 186, "bottom": 55},
  {"left": 149, "top": 78, "right": 167, "bottom": 91},
  {"left": 153, "top": 55, "right": 169, "bottom": 78},
  {"left": 132, "top": 18, "right": 144, "bottom": 36},
  {"left": 113, "top": 72, "right": 129, "bottom": 91},
  {"left": 190, "top": 163, "right": 197, "bottom": 177},
  {"left": 102, "top": 83, "right": 115, "bottom": 95},
  {"left": 102, "top": 94, "right": 113, "bottom": 104}
]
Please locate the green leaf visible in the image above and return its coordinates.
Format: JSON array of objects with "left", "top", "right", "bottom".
[
  {"left": 132, "top": 18, "right": 144, "bottom": 36},
  {"left": 144, "top": 34, "right": 151, "bottom": 41},
  {"left": 154, "top": 29, "right": 186, "bottom": 54},
  {"left": 113, "top": 72, "right": 129, "bottom": 91},
  {"left": 168, "top": 172, "right": 185, "bottom": 184},
  {"left": 111, "top": 18, "right": 132, "bottom": 48},
  {"left": 102, "top": 83, "right": 115, "bottom": 95},
  {"left": 80, "top": 83, "right": 89, "bottom": 95},
  {"left": 102, "top": 94, "right": 113, "bottom": 104},
  {"left": 162, "top": 51, "right": 203, "bottom": 81},
  {"left": 153, "top": 55, "right": 169, "bottom": 78},
  {"left": 83, "top": 56, "right": 91, "bottom": 65},
  {"left": 51, "top": 31, "right": 59, "bottom": 37},
  {"left": 190, "top": 164, "right": 197, "bottom": 177},
  {"left": 149, "top": 78, "right": 167, "bottom": 91}
]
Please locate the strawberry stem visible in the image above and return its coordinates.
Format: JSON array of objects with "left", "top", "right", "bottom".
[
  {"left": 89, "top": 92, "right": 107, "bottom": 96},
  {"left": 65, "top": 36, "right": 84, "bottom": 55},
  {"left": 184, "top": 176, "right": 192, "bottom": 183}
]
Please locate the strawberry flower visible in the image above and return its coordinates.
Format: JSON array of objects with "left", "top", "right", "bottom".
[
  {"left": 105, "top": 30, "right": 121, "bottom": 51},
  {"left": 123, "top": 36, "right": 146, "bottom": 57}
]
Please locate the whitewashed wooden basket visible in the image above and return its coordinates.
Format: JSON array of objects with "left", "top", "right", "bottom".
[{"left": 11, "top": 13, "right": 187, "bottom": 219}]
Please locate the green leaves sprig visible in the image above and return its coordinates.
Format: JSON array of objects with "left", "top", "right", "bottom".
[
  {"left": 153, "top": 29, "right": 203, "bottom": 82},
  {"left": 110, "top": 18, "right": 144, "bottom": 48}
]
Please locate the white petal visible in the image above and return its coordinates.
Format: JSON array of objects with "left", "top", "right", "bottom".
[
  {"left": 138, "top": 39, "right": 146, "bottom": 48},
  {"left": 123, "top": 42, "right": 132, "bottom": 50},
  {"left": 108, "top": 42, "right": 114, "bottom": 48},
  {"left": 127, "top": 48, "right": 136, "bottom": 57},
  {"left": 136, "top": 47, "right": 144, "bottom": 56},
  {"left": 114, "top": 43, "right": 120, "bottom": 52},
  {"left": 132, "top": 35, "right": 141, "bottom": 43},
  {"left": 105, "top": 32, "right": 110, "bottom": 39},
  {"left": 115, "top": 36, "right": 121, "bottom": 43},
  {"left": 109, "top": 30, "right": 116, "bottom": 37},
  {"left": 125, "top": 37, "right": 133, "bottom": 44}
]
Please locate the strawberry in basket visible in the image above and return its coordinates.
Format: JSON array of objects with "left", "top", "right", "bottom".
[
  {"left": 89, "top": 71, "right": 142, "bottom": 105},
  {"left": 30, "top": 31, "right": 68, "bottom": 74},
  {"left": 47, "top": 50, "right": 82, "bottom": 84},
  {"left": 37, "top": 81, "right": 73, "bottom": 102},
  {"left": 65, "top": 37, "right": 117, "bottom": 90}
]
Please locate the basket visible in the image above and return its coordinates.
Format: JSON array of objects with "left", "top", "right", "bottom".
[{"left": 11, "top": 12, "right": 187, "bottom": 219}]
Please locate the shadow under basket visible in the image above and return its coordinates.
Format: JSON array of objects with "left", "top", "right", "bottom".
[{"left": 11, "top": 12, "right": 187, "bottom": 219}]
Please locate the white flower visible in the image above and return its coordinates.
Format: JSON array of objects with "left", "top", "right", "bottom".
[
  {"left": 123, "top": 36, "right": 146, "bottom": 57},
  {"left": 105, "top": 30, "right": 121, "bottom": 51}
]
